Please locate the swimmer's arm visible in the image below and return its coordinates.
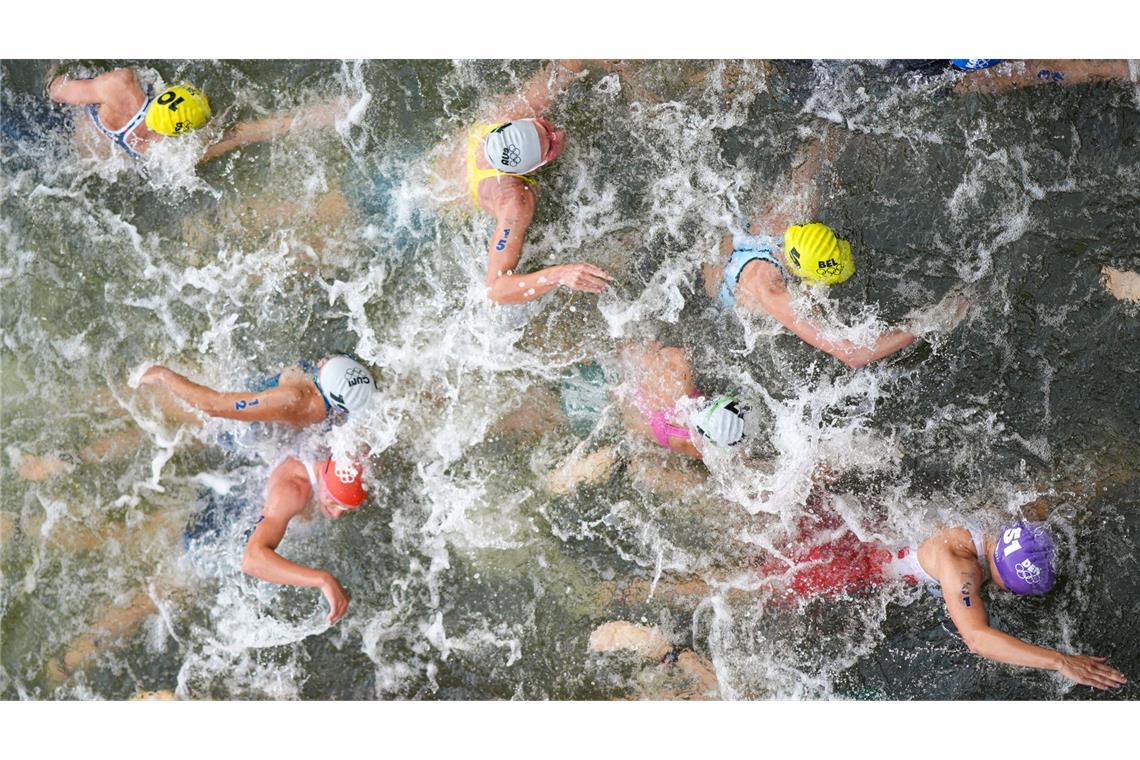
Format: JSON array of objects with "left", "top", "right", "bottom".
[
  {"left": 936, "top": 561, "right": 1126, "bottom": 689},
  {"left": 140, "top": 366, "right": 306, "bottom": 423},
  {"left": 485, "top": 215, "right": 560, "bottom": 304},
  {"left": 486, "top": 60, "right": 582, "bottom": 121},
  {"left": 242, "top": 469, "right": 348, "bottom": 623},
  {"left": 483, "top": 198, "right": 612, "bottom": 304},
  {"left": 750, "top": 278, "right": 915, "bottom": 369},
  {"left": 48, "top": 68, "right": 133, "bottom": 106},
  {"left": 953, "top": 60, "right": 1130, "bottom": 94},
  {"left": 200, "top": 114, "right": 296, "bottom": 163},
  {"left": 201, "top": 98, "right": 345, "bottom": 164}
]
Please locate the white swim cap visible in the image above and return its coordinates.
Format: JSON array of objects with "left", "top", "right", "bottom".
[
  {"left": 483, "top": 120, "right": 545, "bottom": 174},
  {"left": 317, "top": 356, "right": 374, "bottom": 415},
  {"left": 693, "top": 395, "right": 746, "bottom": 447}
]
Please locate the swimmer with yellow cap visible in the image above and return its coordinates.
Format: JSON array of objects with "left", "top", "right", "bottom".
[
  {"left": 49, "top": 69, "right": 211, "bottom": 160},
  {"left": 703, "top": 136, "right": 966, "bottom": 369},
  {"left": 706, "top": 220, "right": 927, "bottom": 369},
  {"left": 49, "top": 67, "right": 343, "bottom": 166},
  {"left": 144, "top": 83, "right": 212, "bottom": 137},
  {"left": 783, "top": 222, "right": 856, "bottom": 286}
]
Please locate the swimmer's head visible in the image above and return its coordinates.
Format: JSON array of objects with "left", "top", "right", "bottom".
[
  {"left": 784, "top": 223, "right": 855, "bottom": 286},
  {"left": 992, "top": 522, "right": 1056, "bottom": 596},
  {"left": 693, "top": 394, "right": 746, "bottom": 448},
  {"left": 317, "top": 457, "right": 367, "bottom": 517},
  {"left": 145, "top": 84, "right": 211, "bottom": 136},
  {"left": 483, "top": 117, "right": 563, "bottom": 174},
  {"left": 317, "top": 355, "right": 374, "bottom": 415}
]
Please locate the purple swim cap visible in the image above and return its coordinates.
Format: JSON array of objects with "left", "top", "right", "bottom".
[{"left": 993, "top": 522, "right": 1056, "bottom": 596}]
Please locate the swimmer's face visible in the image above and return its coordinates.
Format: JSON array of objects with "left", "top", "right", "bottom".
[
  {"left": 535, "top": 117, "right": 564, "bottom": 165},
  {"left": 317, "top": 479, "right": 357, "bottom": 520}
]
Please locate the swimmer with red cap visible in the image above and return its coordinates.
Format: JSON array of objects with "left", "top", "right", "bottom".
[{"left": 241, "top": 455, "right": 369, "bottom": 623}]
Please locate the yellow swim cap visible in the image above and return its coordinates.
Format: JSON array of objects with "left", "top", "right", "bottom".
[
  {"left": 784, "top": 223, "right": 855, "bottom": 286},
  {"left": 145, "top": 84, "right": 211, "bottom": 137}
]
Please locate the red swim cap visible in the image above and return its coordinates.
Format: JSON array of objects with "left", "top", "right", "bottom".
[{"left": 318, "top": 458, "right": 367, "bottom": 508}]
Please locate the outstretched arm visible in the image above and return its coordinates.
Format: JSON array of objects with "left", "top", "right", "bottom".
[
  {"left": 138, "top": 365, "right": 306, "bottom": 423},
  {"left": 749, "top": 276, "right": 915, "bottom": 369},
  {"left": 936, "top": 559, "right": 1126, "bottom": 690},
  {"left": 48, "top": 68, "right": 134, "bottom": 106},
  {"left": 482, "top": 60, "right": 584, "bottom": 123},
  {"left": 483, "top": 189, "right": 611, "bottom": 304},
  {"left": 954, "top": 59, "right": 1132, "bottom": 94},
  {"left": 200, "top": 96, "right": 347, "bottom": 164},
  {"left": 241, "top": 463, "right": 348, "bottom": 623}
]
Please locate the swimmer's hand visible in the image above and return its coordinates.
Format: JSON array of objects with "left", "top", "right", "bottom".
[
  {"left": 1057, "top": 654, "right": 1128, "bottom": 691},
  {"left": 137, "top": 365, "right": 171, "bottom": 386},
  {"left": 319, "top": 574, "right": 349, "bottom": 624},
  {"left": 556, "top": 263, "right": 613, "bottom": 294},
  {"left": 906, "top": 289, "right": 971, "bottom": 338}
]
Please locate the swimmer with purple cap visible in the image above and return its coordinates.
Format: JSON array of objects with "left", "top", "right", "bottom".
[
  {"left": 892, "top": 521, "right": 1127, "bottom": 690},
  {"left": 655, "top": 515, "right": 1128, "bottom": 691}
]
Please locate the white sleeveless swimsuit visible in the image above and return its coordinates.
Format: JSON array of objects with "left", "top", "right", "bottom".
[{"left": 892, "top": 525, "right": 990, "bottom": 594}]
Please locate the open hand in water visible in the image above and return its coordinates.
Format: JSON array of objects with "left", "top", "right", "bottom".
[
  {"left": 1058, "top": 654, "right": 1127, "bottom": 690},
  {"left": 906, "top": 288, "right": 972, "bottom": 337},
  {"left": 137, "top": 365, "right": 170, "bottom": 386},
  {"left": 556, "top": 263, "right": 613, "bottom": 294}
]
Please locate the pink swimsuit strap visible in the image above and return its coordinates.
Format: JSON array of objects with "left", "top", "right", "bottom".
[{"left": 633, "top": 389, "right": 701, "bottom": 449}]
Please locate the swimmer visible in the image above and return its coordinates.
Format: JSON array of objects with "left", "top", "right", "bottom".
[
  {"left": 588, "top": 621, "right": 719, "bottom": 700},
  {"left": 617, "top": 341, "right": 746, "bottom": 460},
  {"left": 48, "top": 67, "right": 343, "bottom": 164},
  {"left": 704, "top": 136, "right": 965, "bottom": 369},
  {"left": 438, "top": 60, "right": 613, "bottom": 304},
  {"left": 952, "top": 59, "right": 1138, "bottom": 94},
  {"left": 45, "top": 454, "right": 366, "bottom": 682},
  {"left": 138, "top": 355, "right": 374, "bottom": 428},
  {"left": 753, "top": 516, "right": 1128, "bottom": 690},
  {"left": 544, "top": 343, "right": 747, "bottom": 496},
  {"left": 241, "top": 455, "right": 369, "bottom": 623}
]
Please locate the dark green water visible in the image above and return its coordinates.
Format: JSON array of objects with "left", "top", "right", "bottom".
[{"left": 1, "top": 59, "right": 1137, "bottom": 700}]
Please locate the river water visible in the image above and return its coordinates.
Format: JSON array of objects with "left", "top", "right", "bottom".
[{"left": 1, "top": 59, "right": 1137, "bottom": 700}]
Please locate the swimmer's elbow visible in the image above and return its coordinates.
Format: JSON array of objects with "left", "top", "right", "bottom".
[
  {"left": 958, "top": 625, "right": 994, "bottom": 657},
  {"left": 485, "top": 277, "right": 522, "bottom": 305},
  {"left": 833, "top": 343, "right": 871, "bottom": 370},
  {"left": 962, "top": 632, "right": 986, "bottom": 656},
  {"left": 241, "top": 544, "right": 266, "bottom": 577}
]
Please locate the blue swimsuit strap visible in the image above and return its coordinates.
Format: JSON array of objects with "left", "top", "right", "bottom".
[
  {"left": 719, "top": 240, "right": 782, "bottom": 308},
  {"left": 86, "top": 85, "right": 152, "bottom": 159}
]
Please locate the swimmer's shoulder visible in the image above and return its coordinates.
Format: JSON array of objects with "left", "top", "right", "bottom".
[
  {"left": 269, "top": 457, "right": 309, "bottom": 487},
  {"left": 478, "top": 173, "right": 536, "bottom": 216},
  {"left": 917, "top": 527, "right": 979, "bottom": 574}
]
